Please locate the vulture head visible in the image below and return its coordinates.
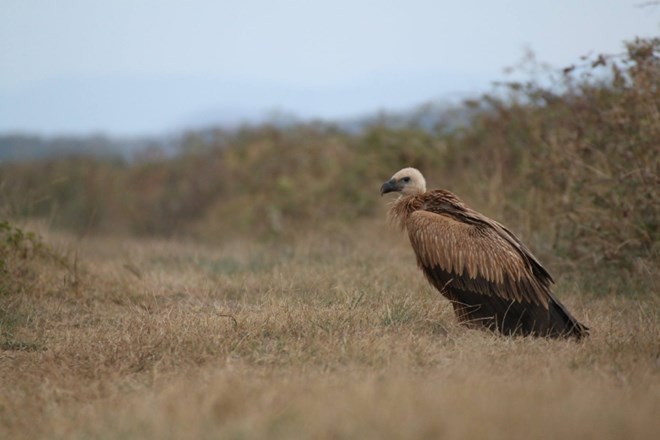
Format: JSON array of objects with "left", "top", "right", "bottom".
[{"left": 380, "top": 167, "right": 427, "bottom": 196}]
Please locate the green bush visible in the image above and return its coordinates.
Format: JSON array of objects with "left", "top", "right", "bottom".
[
  {"left": 443, "top": 38, "right": 660, "bottom": 266},
  {"left": 0, "top": 221, "right": 44, "bottom": 295}
]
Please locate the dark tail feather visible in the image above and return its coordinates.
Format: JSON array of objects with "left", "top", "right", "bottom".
[
  {"left": 546, "top": 295, "right": 590, "bottom": 339},
  {"left": 450, "top": 288, "right": 589, "bottom": 339}
]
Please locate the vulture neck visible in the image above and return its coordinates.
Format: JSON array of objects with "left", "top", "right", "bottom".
[{"left": 388, "top": 193, "right": 425, "bottom": 230}]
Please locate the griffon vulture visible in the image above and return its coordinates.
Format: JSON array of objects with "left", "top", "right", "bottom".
[{"left": 381, "top": 167, "right": 589, "bottom": 339}]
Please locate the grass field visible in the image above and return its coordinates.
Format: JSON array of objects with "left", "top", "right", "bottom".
[
  {"left": 1, "top": 220, "right": 658, "bottom": 440},
  {"left": 1, "top": 37, "right": 657, "bottom": 439}
]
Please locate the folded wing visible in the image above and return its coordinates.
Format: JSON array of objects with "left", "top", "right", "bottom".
[{"left": 406, "top": 209, "right": 588, "bottom": 338}]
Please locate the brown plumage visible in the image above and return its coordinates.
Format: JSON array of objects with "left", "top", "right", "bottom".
[{"left": 381, "top": 167, "right": 589, "bottom": 339}]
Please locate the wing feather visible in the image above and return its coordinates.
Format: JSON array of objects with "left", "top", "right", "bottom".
[{"left": 406, "top": 210, "right": 550, "bottom": 308}]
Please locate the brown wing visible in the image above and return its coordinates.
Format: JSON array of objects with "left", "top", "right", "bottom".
[{"left": 406, "top": 210, "right": 551, "bottom": 308}]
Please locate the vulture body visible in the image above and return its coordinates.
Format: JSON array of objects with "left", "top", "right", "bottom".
[{"left": 381, "top": 168, "right": 589, "bottom": 339}]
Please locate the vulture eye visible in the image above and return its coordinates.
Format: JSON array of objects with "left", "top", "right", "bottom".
[{"left": 402, "top": 177, "right": 411, "bottom": 183}]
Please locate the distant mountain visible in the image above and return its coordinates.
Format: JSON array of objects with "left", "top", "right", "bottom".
[
  {"left": 0, "top": 134, "right": 161, "bottom": 162},
  {"left": 0, "top": 71, "right": 490, "bottom": 136},
  {"left": 0, "top": 98, "right": 478, "bottom": 163}
]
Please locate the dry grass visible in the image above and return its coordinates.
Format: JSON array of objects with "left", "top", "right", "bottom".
[
  {"left": 1, "top": 221, "right": 658, "bottom": 440},
  {"left": 1, "top": 37, "right": 657, "bottom": 440}
]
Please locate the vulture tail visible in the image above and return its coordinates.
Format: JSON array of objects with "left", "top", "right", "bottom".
[{"left": 449, "top": 288, "right": 589, "bottom": 339}]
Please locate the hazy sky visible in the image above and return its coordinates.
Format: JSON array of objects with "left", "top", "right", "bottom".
[{"left": 1, "top": 0, "right": 658, "bottom": 136}]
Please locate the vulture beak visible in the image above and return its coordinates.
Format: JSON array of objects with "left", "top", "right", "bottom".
[{"left": 380, "top": 178, "right": 399, "bottom": 196}]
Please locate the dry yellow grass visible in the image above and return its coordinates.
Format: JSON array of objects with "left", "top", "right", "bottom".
[{"left": 1, "top": 221, "right": 658, "bottom": 439}]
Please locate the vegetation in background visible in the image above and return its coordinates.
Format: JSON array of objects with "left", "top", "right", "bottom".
[
  {"left": 1, "top": 221, "right": 47, "bottom": 295},
  {"left": 457, "top": 38, "right": 660, "bottom": 269},
  {"left": 1, "top": 37, "right": 658, "bottom": 271}
]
